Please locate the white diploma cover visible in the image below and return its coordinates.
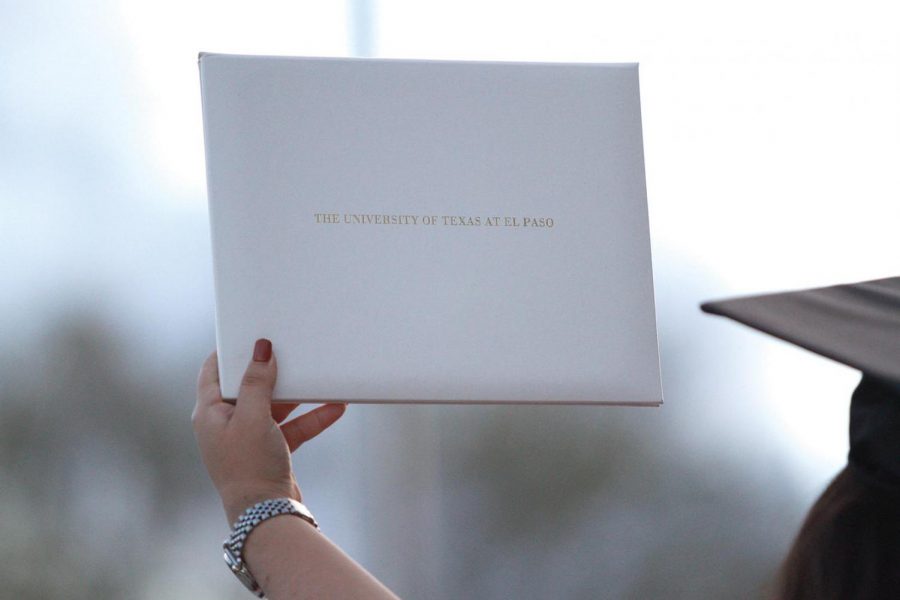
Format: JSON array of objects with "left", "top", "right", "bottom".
[{"left": 199, "top": 53, "right": 662, "bottom": 405}]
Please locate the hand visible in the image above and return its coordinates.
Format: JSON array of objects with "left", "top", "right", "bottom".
[{"left": 192, "top": 338, "right": 347, "bottom": 525}]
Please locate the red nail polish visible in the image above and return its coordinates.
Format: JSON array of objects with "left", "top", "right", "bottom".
[{"left": 253, "top": 338, "right": 272, "bottom": 362}]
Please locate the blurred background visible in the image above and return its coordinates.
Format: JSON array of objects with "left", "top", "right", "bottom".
[{"left": 2, "top": 1, "right": 898, "bottom": 598}]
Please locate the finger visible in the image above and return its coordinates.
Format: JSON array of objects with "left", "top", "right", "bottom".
[
  {"left": 281, "top": 403, "right": 347, "bottom": 453},
  {"left": 272, "top": 402, "right": 300, "bottom": 424},
  {"left": 234, "top": 338, "right": 277, "bottom": 423},
  {"left": 195, "top": 351, "right": 223, "bottom": 409}
]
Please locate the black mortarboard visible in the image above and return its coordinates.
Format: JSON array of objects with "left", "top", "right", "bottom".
[{"left": 700, "top": 276, "right": 900, "bottom": 494}]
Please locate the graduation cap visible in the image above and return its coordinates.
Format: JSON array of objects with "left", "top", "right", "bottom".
[{"left": 700, "top": 276, "right": 900, "bottom": 495}]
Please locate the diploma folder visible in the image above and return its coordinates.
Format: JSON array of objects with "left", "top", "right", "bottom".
[{"left": 198, "top": 53, "right": 662, "bottom": 405}]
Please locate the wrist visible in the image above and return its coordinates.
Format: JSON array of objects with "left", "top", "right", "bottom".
[
  {"left": 222, "top": 498, "right": 320, "bottom": 598},
  {"left": 221, "top": 484, "right": 299, "bottom": 525}
]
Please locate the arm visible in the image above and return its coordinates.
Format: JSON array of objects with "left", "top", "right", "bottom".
[
  {"left": 192, "top": 339, "right": 400, "bottom": 600},
  {"left": 240, "top": 510, "right": 398, "bottom": 599}
]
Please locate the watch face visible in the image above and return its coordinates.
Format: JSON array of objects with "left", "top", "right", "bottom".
[
  {"left": 223, "top": 549, "right": 260, "bottom": 592},
  {"left": 233, "top": 567, "right": 257, "bottom": 589}
]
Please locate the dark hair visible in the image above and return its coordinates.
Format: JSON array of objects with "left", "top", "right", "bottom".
[{"left": 773, "top": 465, "right": 900, "bottom": 600}]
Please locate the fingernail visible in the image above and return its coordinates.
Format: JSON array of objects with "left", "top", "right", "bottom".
[{"left": 253, "top": 338, "right": 272, "bottom": 362}]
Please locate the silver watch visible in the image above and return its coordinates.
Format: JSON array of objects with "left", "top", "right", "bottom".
[{"left": 223, "top": 498, "right": 320, "bottom": 598}]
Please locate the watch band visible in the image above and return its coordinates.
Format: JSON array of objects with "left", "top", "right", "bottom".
[{"left": 223, "top": 498, "right": 320, "bottom": 598}]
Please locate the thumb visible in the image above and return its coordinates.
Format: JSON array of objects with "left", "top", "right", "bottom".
[{"left": 234, "top": 338, "right": 277, "bottom": 422}]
